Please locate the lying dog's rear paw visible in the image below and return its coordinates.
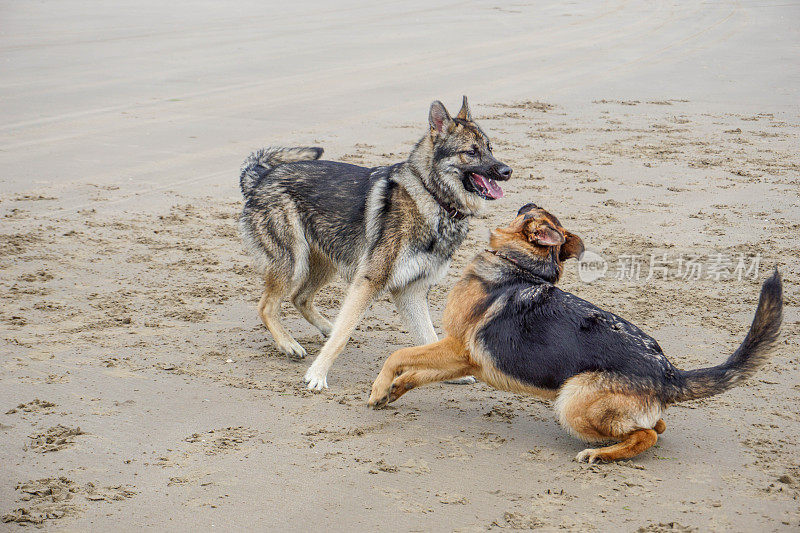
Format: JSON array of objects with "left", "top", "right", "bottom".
[
  {"left": 304, "top": 366, "right": 328, "bottom": 391},
  {"left": 445, "top": 376, "right": 477, "bottom": 385},
  {"left": 278, "top": 338, "right": 307, "bottom": 359},
  {"left": 575, "top": 448, "right": 602, "bottom": 464}
]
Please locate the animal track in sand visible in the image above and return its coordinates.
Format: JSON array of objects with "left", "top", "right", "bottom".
[
  {"left": 1, "top": 477, "right": 136, "bottom": 526},
  {"left": 27, "top": 425, "right": 84, "bottom": 453},
  {"left": 184, "top": 426, "right": 259, "bottom": 455},
  {"left": 637, "top": 523, "right": 697, "bottom": 533},
  {"left": 6, "top": 399, "right": 56, "bottom": 414}
]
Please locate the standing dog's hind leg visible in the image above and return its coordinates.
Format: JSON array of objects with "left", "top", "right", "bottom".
[
  {"left": 304, "top": 277, "right": 380, "bottom": 390},
  {"left": 291, "top": 253, "right": 335, "bottom": 337},
  {"left": 259, "top": 277, "right": 306, "bottom": 358}
]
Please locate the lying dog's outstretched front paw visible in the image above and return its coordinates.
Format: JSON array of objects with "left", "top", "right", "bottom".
[
  {"left": 575, "top": 448, "right": 603, "bottom": 464},
  {"left": 368, "top": 382, "right": 393, "bottom": 409},
  {"left": 303, "top": 366, "right": 328, "bottom": 391},
  {"left": 368, "top": 371, "right": 396, "bottom": 409},
  {"left": 367, "top": 393, "right": 390, "bottom": 410}
]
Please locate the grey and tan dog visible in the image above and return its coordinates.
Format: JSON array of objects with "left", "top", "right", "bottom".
[{"left": 238, "top": 97, "right": 512, "bottom": 390}]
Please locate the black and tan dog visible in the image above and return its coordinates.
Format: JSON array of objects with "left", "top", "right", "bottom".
[
  {"left": 239, "top": 97, "right": 512, "bottom": 390},
  {"left": 368, "top": 203, "right": 783, "bottom": 462}
]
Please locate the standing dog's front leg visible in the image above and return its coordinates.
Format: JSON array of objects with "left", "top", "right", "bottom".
[
  {"left": 304, "top": 276, "right": 380, "bottom": 390},
  {"left": 391, "top": 282, "right": 438, "bottom": 345}
]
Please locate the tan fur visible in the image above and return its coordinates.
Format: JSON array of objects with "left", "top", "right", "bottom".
[
  {"left": 370, "top": 208, "right": 782, "bottom": 462},
  {"left": 474, "top": 359, "right": 559, "bottom": 400},
  {"left": 368, "top": 336, "right": 476, "bottom": 407},
  {"left": 487, "top": 210, "right": 584, "bottom": 275},
  {"left": 371, "top": 268, "right": 666, "bottom": 461},
  {"left": 442, "top": 271, "right": 488, "bottom": 340},
  {"left": 257, "top": 274, "right": 307, "bottom": 357},
  {"left": 555, "top": 373, "right": 663, "bottom": 444},
  {"left": 575, "top": 429, "right": 659, "bottom": 463}
]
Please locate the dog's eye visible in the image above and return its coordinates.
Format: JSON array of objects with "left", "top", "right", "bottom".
[{"left": 465, "top": 145, "right": 479, "bottom": 157}]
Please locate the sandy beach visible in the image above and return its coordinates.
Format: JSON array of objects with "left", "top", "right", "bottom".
[{"left": 1, "top": 1, "right": 799, "bottom": 530}]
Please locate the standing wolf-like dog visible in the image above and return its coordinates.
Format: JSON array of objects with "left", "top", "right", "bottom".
[{"left": 239, "top": 97, "right": 512, "bottom": 390}]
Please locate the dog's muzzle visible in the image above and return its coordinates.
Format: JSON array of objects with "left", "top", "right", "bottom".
[
  {"left": 464, "top": 162, "right": 512, "bottom": 200},
  {"left": 494, "top": 164, "right": 512, "bottom": 180}
]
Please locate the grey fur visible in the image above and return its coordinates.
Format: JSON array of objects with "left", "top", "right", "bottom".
[{"left": 239, "top": 146, "right": 324, "bottom": 196}]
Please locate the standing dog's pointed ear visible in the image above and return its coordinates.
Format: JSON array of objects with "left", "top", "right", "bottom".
[
  {"left": 559, "top": 231, "right": 585, "bottom": 262},
  {"left": 429, "top": 100, "right": 454, "bottom": 137},
  {"left": 456, "top": 95, "right": 472, "bottom": 121}
]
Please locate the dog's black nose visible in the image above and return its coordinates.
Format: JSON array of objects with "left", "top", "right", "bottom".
[{"left": 495, "top": 165, "right": 512, "bottom": 180}]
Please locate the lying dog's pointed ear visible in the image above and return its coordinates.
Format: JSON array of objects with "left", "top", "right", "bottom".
[
  {"left": 559, "top": 231, "right": 585, "bottom": 261},
  {"left": 456, "top": 95, "right": 472, "bottom": 121},
  {"left": 517, "top": 203, "right": 539, "bottom": 216},
  {"left": 520, "top": 218, "right": 564, "bottom": 246},
  {"left": 429, "top": 100, "right": 454, "bottom": 136},
  {"left": 531, "top": 226, "right": 565, "bottom": 246}
]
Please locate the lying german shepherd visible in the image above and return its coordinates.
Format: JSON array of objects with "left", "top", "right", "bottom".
[
  {"left": 239, "top": 97, "right": 512, "bottom": 390},
  {"left": 369, "top": 203, "right": 783, "bottom": 462}
]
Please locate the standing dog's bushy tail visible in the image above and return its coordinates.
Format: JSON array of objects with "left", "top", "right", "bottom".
[
  {"left": 239, "top": 146, "right": 323, "bottom": 196},
  {"left": 661, "top": 269, "right": 783, "bottom": 403}
]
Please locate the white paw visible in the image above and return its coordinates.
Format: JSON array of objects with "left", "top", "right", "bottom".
[
  {"left": 304, "top": 365, "right": 328, "bottom": 391},
  {"left": 445, "top": 376, "right": 477, "bottom": 385},
  {"left": 277, "top": 338, "right": 307, "bottom": 358},
  {"left": 575, "top": 449, "right": 599, "bottom": 464}
]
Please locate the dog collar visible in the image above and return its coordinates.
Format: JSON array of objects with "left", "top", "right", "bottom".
[
  {"left": 486, "top": 249, "right": 554, "bottom": 284},
  {"left": 420, "top": 181, "right": 468, "bottom": 221},
  {"left": 440, "top": 201, "right": 468, "bottom": 221}
]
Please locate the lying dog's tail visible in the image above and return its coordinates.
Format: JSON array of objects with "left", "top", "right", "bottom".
[
  {"left": 239, "top": 146, "right": 323, "bottom": 196},
  {"left": 661, "top": 270, "right": 783, "bottom": 403}
]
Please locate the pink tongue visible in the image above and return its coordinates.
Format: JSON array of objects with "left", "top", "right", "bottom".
[{"left": 472, "top": 173, "right": 504, "bottom": 199}]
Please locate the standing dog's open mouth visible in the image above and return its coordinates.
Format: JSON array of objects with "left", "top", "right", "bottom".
[{"left": 466, "top": 172, "right": 504, "bottom": 199}]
